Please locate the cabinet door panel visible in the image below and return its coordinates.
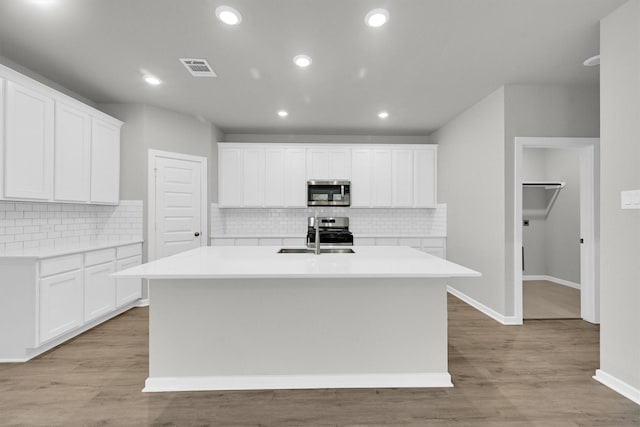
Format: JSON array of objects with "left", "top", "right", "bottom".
[
  {"left": 351, "top": 149, "right": 372, "bottom": 207},
  {"left": 372, "top": 150, "right": 392, "bottom": 207},
  {"left": 90, "top": 118, "right": 120, "bottom": 204},
  {"left": 265, "top": 149, "right": 284, "bottom": 207},
  {"left": 306, "top": 149, "right": 330, "bottom": 180},
  {"left": 219, "top": 148, "right": 242, "bottom": 207},
  {"left": 392, "top": 149, "right": 414, "bottom": 207},
  {"left": 284, "top": 149, "right": 306, "bottom": 207},
  {"left": 4, "top": 81, "right": 54, "bottom": 200},
  {"left": 116, "top": 256, "right": 142, "bottom": 307},
  {"left": 39, "top": 270, "right": 83, "bottom": 344},
  {"left": 54, "top": 103, "right": 91, "bottom": 202},
  {"left": 84, "top": 262, "right": 116, "bottom": 322},
  {"left": 329, "top": 150, "right": 351, "bottom": 179},
  {"left": 414, "top": 148, "right": 437, "bottom": 208},
  {"left": 242, "top": 148, "right": 265, "bottom": 207}
]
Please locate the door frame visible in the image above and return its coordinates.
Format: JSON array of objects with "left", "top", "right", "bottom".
[
  {"left": 148, "top": 149, "right": 208, "bottom": 262},
  {"left": 514, "top": 137, "right": 599, "bottom": 323}
]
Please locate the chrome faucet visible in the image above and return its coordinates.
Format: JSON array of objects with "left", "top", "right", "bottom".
[{"left": 314, "top": 215, "right": 321, "bottom": 255}]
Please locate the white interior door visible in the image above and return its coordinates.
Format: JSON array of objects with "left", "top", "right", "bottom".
[{"left": 150, "top": 151, "right": 207, "bottom": 260}]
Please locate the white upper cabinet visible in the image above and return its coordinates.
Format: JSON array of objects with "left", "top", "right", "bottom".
[
  {"left": 372, "top": 149, "right": 393, "bottom": 207},
  {"left": 351, "top": 148, "right": 393, "bottom": 208},
  {"left": 350, "top": 149, "right": 372, "bottom": 207},
  {"left": 3, "top": 81, "right": 54, "bottom": 200},
  {"left": 242, "top": 148, "right": 266, "bottom": 207},
  {"left": 283, "top": 148, "right": 306, "bottom": 207},
  {"left": 392, "top": 149, "right": 415, "bottom": 207},
  {"left": 414, "top": 147, "right": 437, "bottom": 208},
  {"left": 264, "top": 148, "right": 285, "bottom": 207},
  {"left": 219, "top": 147, "right": 243, "bottom": 207},
  {"left": 218, "top": 143, "right": 437, "bottom": 209},
  {"left": 0, "top": 65, "right": 122, "bottom": 205},
  {"left": 90, "top": 117, "right": 120, "bottom": 204},
  {"left": 54, "top": 102, "right": 91, "bottom": 202},
  {"left": 265, "top": 148, "right": 306, "bottom": 207},
  {"left": 306, "top": 148, "right": 351, "bottom": 180}
]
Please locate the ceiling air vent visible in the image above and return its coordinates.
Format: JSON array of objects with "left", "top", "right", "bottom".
[{"left": 179, "top": 58, "right": 217, "bottom": 77}]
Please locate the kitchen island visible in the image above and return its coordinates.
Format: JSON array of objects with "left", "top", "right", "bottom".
[{"left": 114, "top": 246, "right": 480, "bottom": 392}]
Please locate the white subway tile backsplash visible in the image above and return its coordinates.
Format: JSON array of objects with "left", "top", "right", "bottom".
[
  {"left": 0, "top": 200, "right": 143, "bottom": 251},
  {"left": 211, "top": 203, "right": 447, "bottom": 237}
]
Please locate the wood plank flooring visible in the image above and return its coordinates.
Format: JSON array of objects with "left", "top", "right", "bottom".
[
  {"left": 1, "top": 295, "right": 639, "bottom": 426},
  {"left": 524, "top": 280, "right": 581, "bottom": 319}
]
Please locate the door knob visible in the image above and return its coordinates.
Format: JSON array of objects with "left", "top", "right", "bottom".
[{"left": 194, "top": 232, "right": 200, "bottom": 237}]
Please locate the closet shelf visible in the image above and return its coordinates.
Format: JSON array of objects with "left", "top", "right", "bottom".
[{"left": 522, "top": 181, "right": 566, "bottom": 219}]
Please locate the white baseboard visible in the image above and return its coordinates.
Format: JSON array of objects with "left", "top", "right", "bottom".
[
  {"left": 593, "top": 369, "right": 640, "bottom": 405},
  {"left": 447, "top": 286, "right": 522, "bottom": 325},
  {"left": 143, "top": 372, "right": 453, "bottom": 392},
  {"left": 523, "top": 275, "right": 580, "bottom": 290},
  {"left": 135, "top": 298, "right": 150, "bottom": 307},
  {"left": 0, "top": 358, "right": 28, "bottom": 363}
]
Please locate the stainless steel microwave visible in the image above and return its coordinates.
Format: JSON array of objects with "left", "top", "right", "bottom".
[{"left": 307, "top": 180, "right": 351, "bottom": 207}]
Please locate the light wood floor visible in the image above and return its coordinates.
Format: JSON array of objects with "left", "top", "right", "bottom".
[
  {"left": 524, "top": 280, "right": 581, "bottom": 319},
  {"left": 1, "top": 295, "right": 638, "bottom": 426}
]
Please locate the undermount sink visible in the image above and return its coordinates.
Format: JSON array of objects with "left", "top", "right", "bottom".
[
  {"left": 277, "top": 248, "right": 355, "bottom": 254},
  {"left": 277, "top": 248, "right": 313, "bottom": 254},
  {"left": 320, "top": 248, "right": 355, "bottom": 254}
]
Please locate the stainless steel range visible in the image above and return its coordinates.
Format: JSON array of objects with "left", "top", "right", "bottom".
[{"left": 306, "top": 217, "right": 354, "bottom": 247}]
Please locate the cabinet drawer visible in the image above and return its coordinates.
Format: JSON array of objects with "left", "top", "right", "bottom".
[
  {"left": 259, "top": 238, "right": 282, "bottom": 246},
  {"left": 282, "top": 238, "right": 305, "bottom": 246},
  {"left": 398, "top": 238, "right": 422, "bottom": 247},
  {"left": 355, "top": 237, "right": 376, "bottom": 246},
  {"left": 376, "top": 238, "right": 398, "bottom": 246},
  {"left": 422, "top": 237, "right": 445, "bottom": 247},
  {"left": 422, "top": 247, "right": 445, "bottom": 258},
  {"left": 85, "top": 248, "right": 115, "bottom": 267},
  {"left": 116, "top": 244, "right": 142, "bottom": 260},
  {"left": 39, "top": 254, "right": 82, "bottom": 278},
  {"left": 211, "top": 238, "right": 236, "bottom": 246},
  {"left": 235, "top": 238, "right": 259, "bottom": 246}
]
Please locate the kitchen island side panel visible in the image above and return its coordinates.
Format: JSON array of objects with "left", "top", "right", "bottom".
[{"left": 148, "top": 277, "right": 447, "bottom": 381}]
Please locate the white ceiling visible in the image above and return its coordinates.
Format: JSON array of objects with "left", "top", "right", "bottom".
[{"left": 0, "top": 0, "right": 625, "bottom": 135}]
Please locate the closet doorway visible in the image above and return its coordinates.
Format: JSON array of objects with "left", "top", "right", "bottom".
[{"left": 514, "top": 137, "right": 599, "bottom": 324}]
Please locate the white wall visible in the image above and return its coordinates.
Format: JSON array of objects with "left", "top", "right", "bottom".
[
  {"left": 523, "top": 148, "right": 581, "bottom": 284},
  {"left": 434, "top": 84, "right": 599, "bottom": 319},
  {"left": 599, "top": 0, "right": 640, "bottom": 396},
  {"left": 503, "top": 85, "right": 600, "bottom": 315},
  {"left": 433, "top": 87, "right": 507, "bottom": 314}
]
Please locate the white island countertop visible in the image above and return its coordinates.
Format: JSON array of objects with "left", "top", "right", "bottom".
[{"left": 114, "top": 245, "right": 480, "bottom": 280}]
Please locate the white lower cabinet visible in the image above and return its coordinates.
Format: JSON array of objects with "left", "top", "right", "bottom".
[
  {"left": 116, "top": 255, "right": 142, "bottom": 307},
  {"left": 84, "top": 261, "right": 116, "bottom": 322},
  {"left": 39, "top": 269, "right": 83, "bottom": 344},
  {"left": 0, "top": 242, "right": 142, "bottom": 361}
]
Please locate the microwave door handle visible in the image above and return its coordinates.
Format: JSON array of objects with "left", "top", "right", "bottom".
[{"left": 341, "top": 185, "right": 344, "bottom": 198}]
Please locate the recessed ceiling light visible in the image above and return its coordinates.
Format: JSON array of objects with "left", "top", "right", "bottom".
[
  {"left": 583, "top": 54, "right": 600, "bottom": 67},
  {"left": 143, "top": 74, "right": 161, "bottom": 86},
  {"left": 215, "top": 6, "right": 242, "bottom": 25},
  {"left": 378, "top": 111, "right": 389, "bottom": 119},
  {"left": 365, "top": 9, "right": 389, "bottom": 27},
  {"left": 277, "top": 110, "right": 288, "bottom": 118},
  {"left": 293, "top": 55, "right": 312, "bottom": 68}
]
